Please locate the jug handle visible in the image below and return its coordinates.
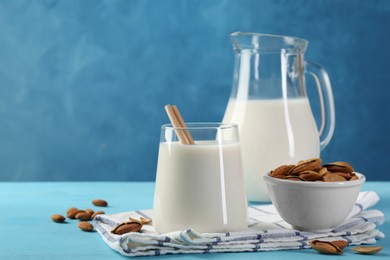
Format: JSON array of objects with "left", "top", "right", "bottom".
[{"left": 305, "top": 61, "right": 336, "bottom": 151}]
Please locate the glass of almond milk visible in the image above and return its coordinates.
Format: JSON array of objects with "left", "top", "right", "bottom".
[{"left": 153, "top": 123, "right": 248, "bottom": 234}]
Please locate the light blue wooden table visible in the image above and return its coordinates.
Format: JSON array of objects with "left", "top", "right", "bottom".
[{"left": 0, "top": 182, "right": 388, "bottom": 259}]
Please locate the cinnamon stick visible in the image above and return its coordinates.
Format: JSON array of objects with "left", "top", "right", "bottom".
[
  {"left": 164, "top": 105, "right": 194, "bottom": 145},
  {"left": 171, "top": 105, "right": 195, "bottom": 144}
]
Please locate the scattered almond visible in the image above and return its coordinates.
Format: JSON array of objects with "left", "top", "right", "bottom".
[
  {"left": 78, "top": 221, "right": 94, "bottom": 232},
  {"left": 66, "top": 207, "right": 78, "bottom": 214},
  {"left": 66, "top": 208, "right": 80, "bottom": 219},
  {"left": 75, "top": 211, "right": 91, "bottom": 221},
  {"left": 351, "top": 246, "right": 382, "bottom": 255},
  {"left": 51, "top": 214, "right": 66, "bottom": 223},
  {"left": 309, "top": 240, "right": 343, "bottom": 255},
  {"left": 52, "top": 200, "right": 109, "bottom": 232},
  {"left": 92, "top": 199, "right": 108, "bottom": 207},
  {"left": 111, "top": 222, "right": 142, "bottom": 235}
]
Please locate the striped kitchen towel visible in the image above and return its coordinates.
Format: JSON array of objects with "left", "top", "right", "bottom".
[{"left": 94, "top": 191, "right": 385, "bottom": 257}]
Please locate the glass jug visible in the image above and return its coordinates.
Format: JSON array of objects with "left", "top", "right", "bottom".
[{"left": 222, "top": 32, "right": 335, "bottom": 202}]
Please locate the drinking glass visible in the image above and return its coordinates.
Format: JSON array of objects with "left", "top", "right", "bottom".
[{"left": 153, "top": 123, "right": 248, "bottom": 233}]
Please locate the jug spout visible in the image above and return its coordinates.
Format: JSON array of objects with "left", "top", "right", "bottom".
[{"left": 229, "top": 32, "right": 308, "bottom": 53}]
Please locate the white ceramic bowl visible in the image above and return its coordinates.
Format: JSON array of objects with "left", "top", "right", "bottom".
[{"left": 263, "top": 173, "right": 365, "bottom": 232}]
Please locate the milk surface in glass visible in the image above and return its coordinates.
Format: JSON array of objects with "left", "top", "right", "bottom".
[
  {"left": 153, "top": 140, "right": 248, "bottom": 234},
  {"left": 223, "top": 97, "right": 320, "bottom": 201}
]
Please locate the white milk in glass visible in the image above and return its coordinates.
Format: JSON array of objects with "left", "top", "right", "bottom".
[
  {"left": 153, "top": 141, "right": 248, "bottom": 234},
  {"left": 223, "top": 98, "right": 320, "bottom": 201}
]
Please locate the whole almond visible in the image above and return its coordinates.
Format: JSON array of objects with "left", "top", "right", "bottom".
[
  {"left": 309, "top": 240, "right": 343, "bottom": 255},
  {"left": 290, "top": 158, "right": 322, "bottom": 175},
  {"left": 51, "top": 214, "right": 66, "bottom": 223},
  {"left": 66, "top": 208, "right": 80, "bottom": 219},
  {"left": 270, "top": 164, "right": 295, "bottom": 178},
  {"left": 323, "top": 161, "right": 354, "bottom": 173},
  {"left": 91, "top": 211, "right": 105, "bottom": 218},
  {"left": 92, "top": 199, "right": 108, "bottom": 207},
  {"left": 75, "top": 211, "right": 91, "bottom": 221},
  {"left": 78, "top": 221, "right": 94, "bottom": 232},
  {"left": 66, "top": 207, "right": 78, "bottom": 214},
  {"left": 111, "top": 222, "right": 142, "bottom": 235}
]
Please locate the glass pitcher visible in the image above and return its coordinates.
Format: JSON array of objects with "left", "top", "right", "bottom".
[{"left": 222, "top": 32, "right": 335, "bottom": 202}]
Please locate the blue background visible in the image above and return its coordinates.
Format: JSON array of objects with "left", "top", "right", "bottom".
[{"left": 0, "top": 0, "right": 389, "bottom": 181}]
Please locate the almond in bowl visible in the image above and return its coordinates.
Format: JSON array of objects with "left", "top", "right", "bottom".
[{"left": 263, "top": 158, "right": 365, "bottom": 232}]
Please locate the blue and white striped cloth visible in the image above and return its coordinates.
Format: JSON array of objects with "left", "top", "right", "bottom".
[{"left": 94, "top": 191, "right": 385, "bottom": 257}]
